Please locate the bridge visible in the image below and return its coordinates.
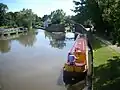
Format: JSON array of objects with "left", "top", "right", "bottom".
[{"left": 0, "top": 28, "right": 27, "bottom": 40}]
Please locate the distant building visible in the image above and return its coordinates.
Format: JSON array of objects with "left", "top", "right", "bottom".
[{"left": 43, "top": 18, "right": 51, "bottom": 28}]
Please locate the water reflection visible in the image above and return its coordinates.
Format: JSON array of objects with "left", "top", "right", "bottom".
[
  {"left": 0, "top": 31, "right": 37, "bottom": 53},
  {"left": 0, "top": 40, "right": 11, "bottom": 53},
  {"left": 0, "top": 30, "right": 74, "bottom": 53},
  {"left": 0, "top": 30, "right": 76, "bottom": 90},
  {"left": 17, "top": 31, "right": 37, "bottom": 47},
  {"left": 44, "top": 31, "right": 66, "bottom": 49}
]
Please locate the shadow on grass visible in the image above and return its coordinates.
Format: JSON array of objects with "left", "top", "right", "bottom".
[
  {"left": 94, "top": 56, "right": 120, "bottom": 90},
  {"left": 91, "top": 36, "right": 107, "bottom": 51}
]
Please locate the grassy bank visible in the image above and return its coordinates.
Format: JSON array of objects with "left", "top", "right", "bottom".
[{"left": 93, "top": 37, "right": 120, "bottom": 90}]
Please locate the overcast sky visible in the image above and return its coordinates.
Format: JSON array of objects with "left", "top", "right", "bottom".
[{"left": 1, "top": 0, "right": 76, "bottom": 17}]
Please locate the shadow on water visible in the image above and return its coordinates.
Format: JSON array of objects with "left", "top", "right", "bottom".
[
  {"left": 57, "top": 69, "right": 86, "bottom": 90},
  {"left": 57, "top": 69, "right": 64, "bottom": 86},
  {"left": 44, "top": 31, "right": 66, "bottom": 49},
  {"left": 94, "top": 56, "right": 120, "bottom": 90}
]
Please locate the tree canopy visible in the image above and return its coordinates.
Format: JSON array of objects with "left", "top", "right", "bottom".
[
  {"left": 0, "top": 3, "right": 8, "bottom": 26},
  {"left": 0, "top": 3, "right": 42, "bottom": 30},
  {"left": 42, "top": 9, "right": 66, "bottom": 25},
  {"left": 50, "top": 9, "right": 66, "bottom": 24},
  {"left": 73, "top": 0, "right": 120, "bottom": 45}
]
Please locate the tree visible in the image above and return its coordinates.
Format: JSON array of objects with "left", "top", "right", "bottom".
[
  {"left": 0, "top": 3, "right": 8, "bottom": 26},
  {"left": 50, "top": 9, "right": 66, "bottom": 24},
  {"left": 42, "top": 15, "right": 49, "bottom": 22},
  {"left": 73, "top": 0, "right": 105, "bottom": 32},
  {"left": 72, "top": 0, "right": 89, "bottom": 24},
  {"left": 6, "top": 12, "right": 16, "bottom": 27},
  {"left": 0, "top": 3, "right": 42, "bottom": 29},
  {"left": 97, "top": 0, "right": 120, "bottom": 45},
  {"left": 16, "top": 9, "right": 35, "bottom": 30},
  {"left": 32, "top": 14, "right": 42, "bottom": 28},
  {"left": 73, "top": 0, "right": 120, "bottom": 45}
]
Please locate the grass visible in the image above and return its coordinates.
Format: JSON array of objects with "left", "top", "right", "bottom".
[
  {"left": 94, "top": 47, "right": 120, "bottom": 66},
  {"left": 93, "top": 37, "right": 120, "bottom": 90},
  {"left": 92, "top": 36, "right": 120, "bottom": 66}
]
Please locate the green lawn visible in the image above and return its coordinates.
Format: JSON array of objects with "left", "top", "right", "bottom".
[
  {"left": 93, "top": 37, "right": 120, "bottom": 90},
  {"left": 94, "top": 47, "right": 120, "bottom": 66}
]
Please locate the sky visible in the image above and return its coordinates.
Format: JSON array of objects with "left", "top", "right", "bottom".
[{"left": 1, "top": 0, "right": 76, "bottom": 17}]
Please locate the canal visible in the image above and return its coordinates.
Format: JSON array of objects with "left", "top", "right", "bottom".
[{"left": 0, "top": 29, "right": 75, "bottom": 90}]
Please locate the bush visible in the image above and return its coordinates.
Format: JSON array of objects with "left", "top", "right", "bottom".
[{"left": 112, "top": 40, "right": 116, "bottom": 45}]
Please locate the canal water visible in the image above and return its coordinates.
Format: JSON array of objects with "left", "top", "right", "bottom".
[{"left": 0, "top": 30, "right": 75, "bottom": 90}]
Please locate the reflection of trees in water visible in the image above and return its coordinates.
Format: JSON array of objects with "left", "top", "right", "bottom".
[
  {"left": 50, "top": 40, "right": 66, "bottom": 49},
  {"left": 17, "top": 31, "right": 37, "bottom": 47},
  {"left": 44, "top": 31, "right": 66, "bottom": 49},
  {"left": 0, "top": 31, "right": 38, "bottom": 53},
  {"left": 0, "top": 40, "right": 11, "bottom": 53}
]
